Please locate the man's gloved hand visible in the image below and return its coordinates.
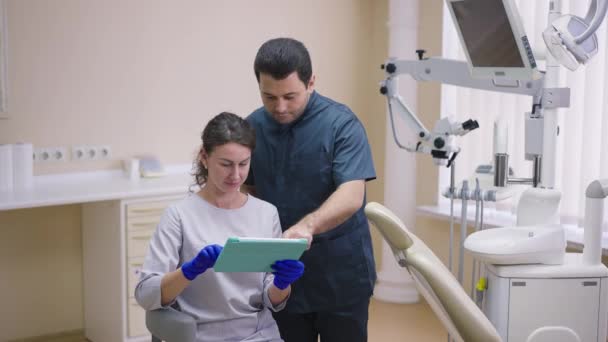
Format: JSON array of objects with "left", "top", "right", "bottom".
[
  {"left": 181, "top": 244, "right": 223, "bottom": 281},
  {"left": 271, "top": 259, "right": 305, "bottom": 290}
]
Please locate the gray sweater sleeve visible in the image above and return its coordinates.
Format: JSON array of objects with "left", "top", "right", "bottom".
[{"left": 134, "top": 206, "right": 183, "bottom": 310}]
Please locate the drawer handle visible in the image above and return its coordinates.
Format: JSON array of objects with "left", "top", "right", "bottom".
[
  {"left": 130, "top": 208, "right": 164, "bottom": 214},
  {"left": 132, "top": 235, "right": 152, "bottom": 240},
  {"left": 131, "top": 222, "right": 157, "bottom": 227}
]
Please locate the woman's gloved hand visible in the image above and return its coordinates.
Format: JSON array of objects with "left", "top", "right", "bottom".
[
  {"left": 271, "top": 259, "right": 305, "bottom": 290},
  {"left": 181, "top": 244, "right": 223, "bottom": 281}
]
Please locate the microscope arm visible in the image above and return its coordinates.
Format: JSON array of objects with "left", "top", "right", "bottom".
[
  {"left": 383, "top": 57, "right": 544, "bottom": 96},
  {"left": 380, "top": 56, "right": 484, "bottom": 165},
  {"left": 381, "top": 76, "right": 431, "bottom": 142}
]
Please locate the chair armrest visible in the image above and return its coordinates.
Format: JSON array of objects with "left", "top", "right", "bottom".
[{"left": 145, "top": 307, "right": 197, "bottom": 342}]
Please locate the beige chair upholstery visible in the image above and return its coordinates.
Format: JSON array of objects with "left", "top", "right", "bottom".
[{"left": 365, "top": 202, "right": 502, "bottom": 342}]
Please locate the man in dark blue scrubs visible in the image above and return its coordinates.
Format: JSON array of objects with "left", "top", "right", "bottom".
[{"left": 244, "top": 37, "right": 377, "bottom": 342}]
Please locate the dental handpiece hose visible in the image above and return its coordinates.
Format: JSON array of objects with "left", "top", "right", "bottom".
[
  {"left": 449, "top": 162, "right": 456, "bottom": 274},
  {"left": 448, "top": 164, "right": 456, "bottom": 342},
  {"left": 470, "top": 178, "right": 481, "bottom": 298},
  {"left": 458, "top": 180, "right": 469, "bottom": 284}
]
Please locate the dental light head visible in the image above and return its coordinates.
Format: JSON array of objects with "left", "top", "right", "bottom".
[{"left": 543, "top": 0, "right": 607, "bottom": 71}]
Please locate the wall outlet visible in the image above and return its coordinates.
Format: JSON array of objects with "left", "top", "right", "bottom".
[
  {"left": 34, "top": 148, "right": 51, "bottom": 162},
  {"left": 72, "top": 146, "right": 86, "bottom": 160},
  {"left": 34, "top": 147, "right": 68, "bottom": 162},
  {"left": 71, "top": 145, "right": 112, "bottom": 161},
  {"left": 85, "top": 146, "right": 98, "bottom": 160},
  {"left": 97, "top": 145, "right": 111, "bottom": 159},
  {"left": 52, "top": 147, "right": 67, "bottom": 161}
]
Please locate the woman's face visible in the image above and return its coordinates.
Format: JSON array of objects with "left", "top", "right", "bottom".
[{"left": 201, "top": 142, "right": 251, "bottom": 194}]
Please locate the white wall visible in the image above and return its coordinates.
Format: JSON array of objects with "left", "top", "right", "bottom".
[
  {"left": 0, "top": 0, "right": 375, "bottom": 174},
  {"left": 0, "top": 1, "right": 389, "bottom": 339}
]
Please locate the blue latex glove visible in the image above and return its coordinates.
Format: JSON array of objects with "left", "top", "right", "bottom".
[
  {"left": 181, "top": 244, "right": 223, "bottom": 281},
  {"left": 271, "top": 259, "right": 305, "bottom": 290}
]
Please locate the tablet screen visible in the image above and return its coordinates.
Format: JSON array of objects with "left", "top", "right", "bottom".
[{"left": 213, "top": 237, "right": 307, "bottom": 272}]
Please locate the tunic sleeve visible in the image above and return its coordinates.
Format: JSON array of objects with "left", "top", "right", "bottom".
[{"left": 332, "top": 114, "right": 376, "bottom": 187}]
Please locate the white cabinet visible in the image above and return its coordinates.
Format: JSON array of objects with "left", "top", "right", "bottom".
[
  {"left": 82, "top": 195, "right": 182, "bottom": 342},
  {"left": 483, "top": 261, "right": 608, "bottom": 342},
  {"left": 509, "top": 278, "right": 600, "bottom": 341}
]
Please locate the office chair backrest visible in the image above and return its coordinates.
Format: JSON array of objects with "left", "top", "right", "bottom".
[{"left": 365, "top": 202, "right": 502, "bottom": 342}]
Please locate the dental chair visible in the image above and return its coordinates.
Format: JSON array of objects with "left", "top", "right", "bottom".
[
  {"left": 365, "top": 202, "right": 502, "bottom": 342},
  {"left": 365, "top": 202, "right": 583, "bottom": 342},
  {"left": 145, "top": 306, "right": 196, "bottom": 342}
]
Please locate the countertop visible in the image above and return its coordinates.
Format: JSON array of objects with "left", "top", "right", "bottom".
[{"left": 0, "top": 164, "right": 193, "bottom": 211}]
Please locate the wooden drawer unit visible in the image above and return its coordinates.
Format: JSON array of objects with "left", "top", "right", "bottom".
[
  {"left": 127, "top": 228, "right": 155, "bottom": 258},
  {"left": 126, "top": 200, "right": 172, "bottom": 219},
  {"left": 127, "top": 217, "right": 160, "bottom": 233},
  {"left": 82, "top": 195, "right": 183, "bottom": 342}
]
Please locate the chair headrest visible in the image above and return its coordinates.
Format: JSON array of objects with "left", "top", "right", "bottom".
[{"left": 364, "top": 202, "right": 413, "bottom": 252}]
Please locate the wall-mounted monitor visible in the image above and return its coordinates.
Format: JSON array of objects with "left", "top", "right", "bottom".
[{"left": 446, "top": 0, "right": 540, "bottom": 80}]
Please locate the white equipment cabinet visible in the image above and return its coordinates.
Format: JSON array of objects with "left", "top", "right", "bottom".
[
  {"left": 483, "top": 253, "right": 608, "bottom": 342},
  {"left": 82, "top": 195, "right": 183, "bottom": 342}
]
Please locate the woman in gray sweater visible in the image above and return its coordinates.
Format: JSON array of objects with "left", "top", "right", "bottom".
[{"left": 135, "top": 112, "right": 304, "bottom": 341}]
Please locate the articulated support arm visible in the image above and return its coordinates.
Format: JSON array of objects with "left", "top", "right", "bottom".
[
  {"left": 382, "top": 57, "right": 544, "bottom": 96},
  {"left": 378, "top": 56, "right": 551, "bottom": 166},
  {"left": 380, "top": 73, "right": 479, "bottom": 166}
]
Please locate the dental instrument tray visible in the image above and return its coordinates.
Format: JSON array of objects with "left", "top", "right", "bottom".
[{"left": 213, "top": 237, "right": 307, "bottom": 272}]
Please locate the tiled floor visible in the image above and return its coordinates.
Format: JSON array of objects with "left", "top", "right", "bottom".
[{"left": 16, "top": 298, "right": 446, "bottom": 342}]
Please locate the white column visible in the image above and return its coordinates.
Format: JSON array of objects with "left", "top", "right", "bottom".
[{"left": 373, "top": 0, "right": 420, "bottom": 304}]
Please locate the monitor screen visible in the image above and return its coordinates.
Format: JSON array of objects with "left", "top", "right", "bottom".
[{"left": 451, "top": 0, "right": 526, "bottom": 68}]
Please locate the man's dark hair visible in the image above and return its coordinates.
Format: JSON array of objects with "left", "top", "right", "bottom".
[{"left": 254, "top": 37, "right": 312, "bottom": 86}]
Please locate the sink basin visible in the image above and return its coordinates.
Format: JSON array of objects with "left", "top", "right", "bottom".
[{"left": 464, "top": 224, "right": 566, "bottom": 265}]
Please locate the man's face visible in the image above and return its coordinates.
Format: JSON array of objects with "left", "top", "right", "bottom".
[{"left": 258, "top": 71, "right": 315, "bottom": 125}]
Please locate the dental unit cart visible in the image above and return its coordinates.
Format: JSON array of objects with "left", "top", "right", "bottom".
[{"left": 483, "top": 255, "right": 608, "bottom": 342}]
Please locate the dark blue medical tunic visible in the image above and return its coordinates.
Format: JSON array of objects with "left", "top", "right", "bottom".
[{"left": 246, "top": 91, "right": 377, "bottom": 313}]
